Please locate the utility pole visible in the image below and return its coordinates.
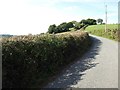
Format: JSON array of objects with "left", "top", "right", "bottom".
[{"left": 105, "top": 5, "right": 107, "bottom": 32}]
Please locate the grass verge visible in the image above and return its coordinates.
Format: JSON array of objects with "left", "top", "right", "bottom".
[{"left": 85, "top": 24, "right": 119, "bottom": 41}]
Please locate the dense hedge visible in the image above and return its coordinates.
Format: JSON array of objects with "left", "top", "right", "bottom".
[{"left": 2, "top": 31, "right": 92, "bottom": 88}]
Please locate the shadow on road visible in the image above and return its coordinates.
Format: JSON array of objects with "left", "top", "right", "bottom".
[{"left": 45, "top": 36, "right": 102, "bottom": 88}]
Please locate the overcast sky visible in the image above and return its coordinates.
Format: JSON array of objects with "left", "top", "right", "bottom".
[{"left": 0, "top": 0, "right": 119, "bottom": 35}]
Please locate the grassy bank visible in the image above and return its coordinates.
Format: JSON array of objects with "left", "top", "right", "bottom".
[
  {"left": 85, "top": 24, "right": 119, "bottom": 41},
  {"left": 2, "top": 31, "right": 92, "bottom": 88}
]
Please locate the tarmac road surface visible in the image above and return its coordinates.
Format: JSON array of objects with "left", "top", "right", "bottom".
[{"left": 45, "top": 35, "right": 118, "bottom": 88}]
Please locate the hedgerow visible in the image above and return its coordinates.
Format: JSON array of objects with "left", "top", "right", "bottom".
[{"left": 2, "top": 31, "right": 92, "bottom": 88}]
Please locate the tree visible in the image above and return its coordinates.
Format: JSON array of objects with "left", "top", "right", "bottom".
[
  {"left": 80, "top": 19, "right": 87, "bottom": 25},
  {"left": 97, "top": 18, "right": 103, "bottom": 24},
  {"left": 48, "top": 22, "right": 72, "bottom": 34},
  {"left": 74, "top": 22, "right": 83, "bottom": 29},
  {"left": 48, "top": 19, "right": 97, "bottom": 34},
  {"left": 86, "top": 18, "right": 97, "bottom": 25},
  {"left": 66, "top": 22, "right": 74, "bottom": 29},
  {"left": 71, "top": 20, "right": 77, "bottom": 26},
  {"left": 58, "top": 22, "right": 73, "bottom": 32},
  {"left": 48, "top": 24, "right": 56, "bottom": 34},
  {"left": 58, "top": 22, "right": 68, "bottom": 32},
  {"left": 80, "top": 18, "right": 97, "bottom": 25}
]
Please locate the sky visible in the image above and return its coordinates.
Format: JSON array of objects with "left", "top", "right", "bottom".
[{"left": 0, "top": 0, "right": 119, "bottom": 35}]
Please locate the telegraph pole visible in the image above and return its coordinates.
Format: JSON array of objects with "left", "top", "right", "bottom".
[{"left": 105, "top": 5, "right": 107, "bottom": 32}]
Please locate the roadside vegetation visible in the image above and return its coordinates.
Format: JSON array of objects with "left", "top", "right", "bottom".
[
  {"left": 4, "top": 17, "right": 115, "bottom": 88},
  {"left": 85, "top": 24, "right": 119, "bottom": 41},
  {"left": 2, "top": 30, "right": 92, "bottom": 88}
]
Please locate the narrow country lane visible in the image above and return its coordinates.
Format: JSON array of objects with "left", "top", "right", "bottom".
[{"left": 45, "top": 35, "right": 118, "bottom": 88}]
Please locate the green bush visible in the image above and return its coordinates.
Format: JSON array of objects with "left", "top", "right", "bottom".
[
  {"left": 48, "top": 22, "right": 74, "bottom": 34},
  {"left": 2, "top": 31, "right": 92, "bottom": 88}
]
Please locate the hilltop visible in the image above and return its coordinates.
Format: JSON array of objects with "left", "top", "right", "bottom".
[{"left": 0, "top": 34, "right": 13, "bottom": 38}]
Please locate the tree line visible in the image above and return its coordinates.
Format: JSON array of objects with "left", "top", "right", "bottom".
[{"left": 47, "top": 18, "right": 103, "bottom": 34}]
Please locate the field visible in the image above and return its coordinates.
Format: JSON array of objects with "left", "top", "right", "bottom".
[
  {"left": 85, "top": 24, "right": 119, "bottom": 41},
  {"left": 86, "top": 24, "right": 118, "bottom": 31}
]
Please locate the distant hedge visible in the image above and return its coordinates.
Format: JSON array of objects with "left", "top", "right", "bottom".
[{"left": 2, "top": 31, "right": 92, "bottom": 88}]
